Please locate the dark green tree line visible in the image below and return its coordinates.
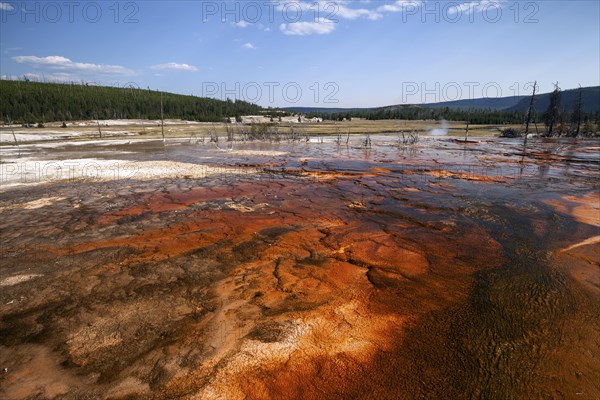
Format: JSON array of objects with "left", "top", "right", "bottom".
[{"left": 1, "top": 80, "right": 263, "bottom": 124}]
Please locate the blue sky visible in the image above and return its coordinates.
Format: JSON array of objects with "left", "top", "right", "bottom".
[{"left": 1, "top": 1, "right": 599, "bottom": 108}]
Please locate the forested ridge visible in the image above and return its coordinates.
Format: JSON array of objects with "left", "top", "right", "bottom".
[
  {"left": 3, "top": 79, "right": 598, "bottom": 130},
  {"left": 310, "top": 105, "right": 528, "bottom": 124},
  {"left": 0, "top": 80, "right": 263, "bottom": 123},
  {"left": 305, "top": 102, "right": 599, "bottom": 125},
  {"left": 299, "top": 86, "right": 600, "bottom": 126}
]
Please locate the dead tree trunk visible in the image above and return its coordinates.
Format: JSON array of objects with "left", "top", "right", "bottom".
[
  {"left": 545, "top": 82, "right": 561, "bottom": 137},
  {"left": 11, "top": 128, "right": 18, "bottom": 146},
  {"left": 160, "top": 92, "right": 165, "bottom": 144},
  {"left": 524, "top": 81, "right": 537, "bottom": 146},
  {"left": 6, "top": 115, "right": 18, "bottom": 146},
  {"left": 573, "top": 85, "right": 583, "bottom": 137},
  {"left": 465, "top": 109, "right": 471, "bottom": 142},
  {"left": 139, "top": 112, "right": 147, "bottom": 135},
  {"left": 524, "top": 81, "right": 537, "bottom": 135}
]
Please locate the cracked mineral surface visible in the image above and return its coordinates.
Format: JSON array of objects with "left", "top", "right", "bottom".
[{"left": 1, "top": 136, "right": 598, "bottom": 399}]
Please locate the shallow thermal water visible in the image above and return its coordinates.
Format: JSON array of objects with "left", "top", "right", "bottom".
[{"left": 0, "top": 135, "right": 598, "bottom": 399}]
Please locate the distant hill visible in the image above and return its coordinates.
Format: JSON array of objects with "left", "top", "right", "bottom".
[
  {"left": 506, "top": 86, "right": 600, "bottom": 113},
  {"left": 285, "top": 86, "right": 600, "bottom": 115},
  {"left": 0, "top": 80, "right": 264, "bottom": 123},
  {"left": 418, "top": 86, "right": 600, "bottom": 113},
  {"left": 419, "top": 96, "right": 527, "bottom": 111}
]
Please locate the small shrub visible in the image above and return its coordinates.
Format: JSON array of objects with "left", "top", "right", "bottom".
[
  {"left": 582, "top": 122, "right": 596, "bottom": 137},
  {"left": 499, "top": 127, "right": 520, "bottom": 138}
]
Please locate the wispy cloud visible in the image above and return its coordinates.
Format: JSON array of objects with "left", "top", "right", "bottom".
[
  {"left": 3, "top": 47, "right": 22, "bottom": 54},
  {"left": 375, "top": 0, "right": 422, "bottom": 14},
  {"left": 335, "top": 5, "right": 382, "bottom": 20},
  {"left": 447, "top": 0, "right": 504, "bottom": 15},
  {"left": 234, "top": 20, "right": 250, "bottom": 28},
  {"left": 228, "top": 1, "right": 426, "bottom": 35},
  {"left": 275, "top": 1, "right": 424, "bottom": 23},
  {"left": 330, "top": 0, "right": 501, "bottom": 19},
  {"left": 12, "top": 55, "right": 135, "bottom": 76},
  {"left": 0, "top": 2, "right": 15, "bottom": 11},
  {"left": 242, "top": 42, "right": 256, "bottom": 49},
  {"left": 151, "top": 62, "right": 199, "bottom": 72},
  {"left": 280, "top": 18, "right": 336, "bottom": 36},
  {"left": 234, "top": 20, "right": 272, "bottom": 32}
]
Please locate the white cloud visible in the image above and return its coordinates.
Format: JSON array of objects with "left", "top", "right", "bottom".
[
  {"left": 280, "top": 18, "right": 336, "bottom": 36},
  {"left": 275, "top": 1, "right": 308, "bottom": 12},
  {"left": 275, "top": 1, "right": 423, "bottom": 23},
  {"left": 232, "top": 1, "right": 507, "bottom": 36},
  {"left": 235, "top": 20, "right": 273, "bottom": 32},
  {"left": 151, "top": 62, "right": 199, "bottom": 72},
  {"left": 281, "top": 0, "right": 379, "bottom": 20},
  {"left": 447, "top": 2, "right": 478, "bottom": 15},
  {"left": 3, "top": 47, "right": 21, "bottom": 54},
  {"left": 447, "top": 0, "right": 504, "bottom": 15},
  {"left": 0, "top": 2, "right": 14, "bottom": 11},
  {"left": 336, "top": 5, "right": 381, "bottom": 20},
  {"left": 234, "top": 20, "right": 250, "bottom": 28},
  {"left": 12, "top": 55, "right": 135, "bottom": 76},
  {"left": 231, "top": 1, "right": 426, "bottom": 35},
  {"left": 242, "top": 42, "right": 256, "bottom": 49},
  {"left": 257, "top": 23, "right": 271, "bottom": 32},
  {"left": 376, "top": 0, "right": 423, "bottom": 13}
]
